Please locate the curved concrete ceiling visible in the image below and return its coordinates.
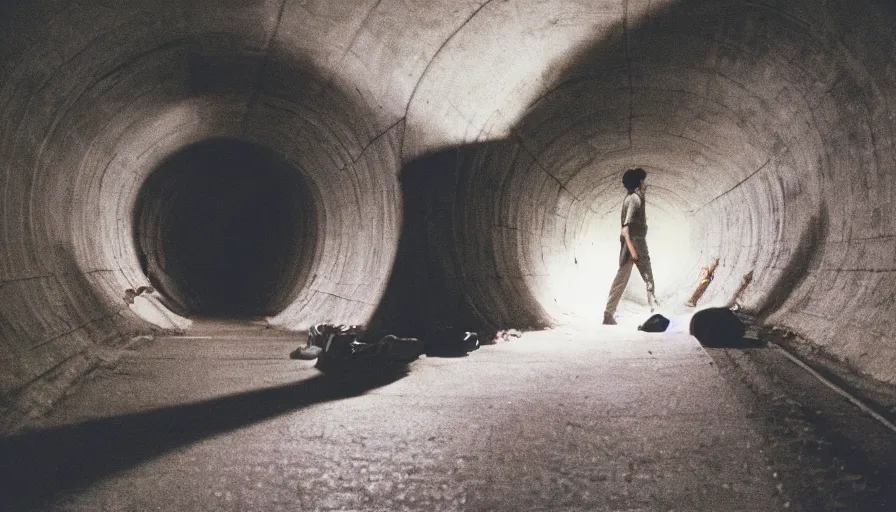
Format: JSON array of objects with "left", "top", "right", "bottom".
[{"left": 2, "top": 0, "right": 896, "bottom": 421}]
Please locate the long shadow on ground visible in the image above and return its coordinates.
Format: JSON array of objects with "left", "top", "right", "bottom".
[{"left": 0, "top": 368, "right": 408, "bottom": 511}]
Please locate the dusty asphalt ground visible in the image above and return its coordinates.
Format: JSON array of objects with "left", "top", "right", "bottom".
[{"left": 1, "top": 314, "right": 894, "bottom": 511}]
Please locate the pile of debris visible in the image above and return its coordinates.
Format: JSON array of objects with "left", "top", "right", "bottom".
[{"left": 290, "top": 323, "right": 507, "bottom": 372}]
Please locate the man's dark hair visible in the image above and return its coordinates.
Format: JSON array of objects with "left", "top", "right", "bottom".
[{"left": 622, "top": 167, "right": 647, "bottom": 192}]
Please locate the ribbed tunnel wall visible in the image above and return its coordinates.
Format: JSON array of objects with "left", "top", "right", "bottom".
[{"left": 1, "top": 0, "right": 895, "bottom": 427}]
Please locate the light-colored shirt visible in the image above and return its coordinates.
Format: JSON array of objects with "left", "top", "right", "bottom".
[{"left": 621, "top": 192, "right": 647, "bottom": 237}]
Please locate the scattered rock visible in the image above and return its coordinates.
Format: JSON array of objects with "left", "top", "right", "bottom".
[
  {"left": 123, "top": 286, "right": 155, "bottom": 305},
  {"left": 492, "top": 328, "right": 523, "bottom": 343}
]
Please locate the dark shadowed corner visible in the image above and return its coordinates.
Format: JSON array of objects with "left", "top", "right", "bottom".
[{"left": 752, "top": 202, "right": 829, "bottom": 321}]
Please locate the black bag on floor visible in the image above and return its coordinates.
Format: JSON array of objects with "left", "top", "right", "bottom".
[
  {"left": 424, "top": 326, "right": 480, "bottom": 356},
  {"left": 689, "top": 307, "right": 745, "bottom": 347},
  {"left": 638, "top": 314, "right": 670, "bottom": 332}
]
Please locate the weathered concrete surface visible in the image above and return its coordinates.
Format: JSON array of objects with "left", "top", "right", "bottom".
[
  {"left": 2, "top": 0, "right": 896, "bottom": 429},
  {"left": 706, "top": 342, "right": 896, "bottom": 512},
  {"left": 3, "top": 322, "right": 789, "bottom": 511}
]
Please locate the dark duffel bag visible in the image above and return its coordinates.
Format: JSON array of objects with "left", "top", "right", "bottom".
[
  {"left": 638, "top": 314, "right": 670, "bottom": 333},
  {"left": 425, "top": 326, "right": 480, "bottom": 355},
  {"left": 689, "top": 307, "right": 745, "bottom": 347}
]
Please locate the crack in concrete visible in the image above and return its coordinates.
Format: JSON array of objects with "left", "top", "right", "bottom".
[
  {"left": 337, "top": 117, "right": 405, "bottom": 172},
  {"left": 310, "top": 288, "right": 377, "bottom": 307},
  {"left": 318, "top": 0, "right": 385, "bottom": 96},
  {"left": 339, "top": 0, "right": 384, "bottom": 68},
  {"left": 742, "top": 1, "right": 811, "bottom": 31},
  {"left": 513, "top": 135, "right": 584, "bottom": 204},
  {"left": 0, "top": 274, "right": 55, "bottom": 285},
  {"left": 841, "top": 234, "right": 896, "bottom": 241},
  {"left": 8, "top": 350, "right": 95, "bottom": 397},
  {"left": 0, "top": 269, "right": 117, "bottom": 287},
  {"left": 30, "top": 308, "right": 131, "bottom": 350},
  {"left": 820, "top": 267, "right": 896, "bottom": 273},
  {"left": 690, "top": 157, "right": 771, "bottom": 214}
]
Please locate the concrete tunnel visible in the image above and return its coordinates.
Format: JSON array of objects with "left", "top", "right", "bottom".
[{"left": 1, "top": 0, "right": 896, "bottom": 428}]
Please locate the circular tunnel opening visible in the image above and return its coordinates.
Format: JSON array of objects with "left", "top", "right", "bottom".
[
  {"left": 554, "top": 184, "right": 695, "bottom": 317},
  {"left": 133, "top": 138, "right": 318, "bottom": 319}
]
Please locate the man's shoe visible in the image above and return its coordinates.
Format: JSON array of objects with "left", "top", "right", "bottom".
[{"left": 602, "top": 313, "right": 617, "bottom": 325}]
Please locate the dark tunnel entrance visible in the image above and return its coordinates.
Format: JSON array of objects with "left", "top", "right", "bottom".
[{"left": 133, "top": 138, "right": 317, "bottom": 318}]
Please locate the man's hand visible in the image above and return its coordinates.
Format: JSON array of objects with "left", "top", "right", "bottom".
[{"left": 630, "top": 251, "right": 639, "bottom": 262}]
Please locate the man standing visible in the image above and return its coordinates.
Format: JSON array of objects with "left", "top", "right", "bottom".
[{"left": 603, "top": 168, "right": 658, "bottom": 325}]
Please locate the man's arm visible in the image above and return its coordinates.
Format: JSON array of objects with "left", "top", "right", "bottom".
[
  {"left": 621, "top": 194, "right": 641, "bottom": 261},
  {"left": 622, "top": 225, "right": 638, "bottom": 262}
]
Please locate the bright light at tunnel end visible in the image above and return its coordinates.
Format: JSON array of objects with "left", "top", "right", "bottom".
[{"left": 544, "top": 201, "right": 694, "bottom": 321}]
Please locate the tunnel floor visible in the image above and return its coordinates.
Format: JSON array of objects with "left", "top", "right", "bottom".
[{"left": 4, "top": 314, "right": 896, "bottom": 511}]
